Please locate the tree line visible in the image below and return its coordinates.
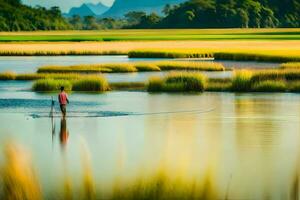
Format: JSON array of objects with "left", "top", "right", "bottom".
[
  {"left": 0, "top": 0, "right": 299, "bottom": 31},
  {"left": 0, "top": 0, "right": 70, "bottom": 31},
  {"left": 131, "top": 0, "right": 300, "bottom": 28}
]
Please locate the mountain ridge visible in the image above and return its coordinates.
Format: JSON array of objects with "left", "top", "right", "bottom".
[
  {"left": 65, "top": 2, "right": 109, "bottom": 17},
  {"left": 101, "top": 0, "right": 187, "bottom": 18}
]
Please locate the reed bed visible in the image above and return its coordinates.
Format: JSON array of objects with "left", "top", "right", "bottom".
[
  {"left": 231, "top": 70, "right": 253, "bottom": 92},
  {"left": 128, "top": 49, "right": 300, "bottom": 62},
  {"left": 251, "top": 69, "right": 300, "bottom": 82},
  {"left": 214, "top": 52, "right": 300, "bottom": 62},
  {"left": 36, "top": 61, "right": 225, "bottom": 74},
  {"left": 32, "top": 79, "right": 72, "bottom": 92},
  {"left": 128, "top": 50, "right": 214, "bottom": 59},
  {"left": 281, "top": 62, "right": 300, "bottom": 69},
  {"left": 32, "top": 76, "right": 109, "bottom": 92},
  {"left": 72, "top": 77, "right": 109, "bottom": 92},
  {"left": 156, "top": 61, "right": 225, "bottom": 71},
  {"left": 0, "top": 71, "right": 16, "bottom": 80},
  {"left": 147, "top": 72, "right": 207, "bottom": 92},
  {"left": 252, "top": 80, "right": 287, "bottom": 92},
  {"left": 0, "top": 50, "right": 125, "bottom": 56}
]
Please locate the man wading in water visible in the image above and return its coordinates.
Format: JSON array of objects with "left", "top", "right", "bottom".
[{"left": 58, "top": 86, "right": 69, "bottom": 118}]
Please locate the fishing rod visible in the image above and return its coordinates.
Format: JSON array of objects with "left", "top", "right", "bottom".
[{"left": 50, "top": 97, "right": 56, "bottom": 144}]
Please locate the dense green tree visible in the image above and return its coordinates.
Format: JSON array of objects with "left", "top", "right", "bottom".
[
  {"left": 0, "top": 0, "right": 70, "bottom": 31},
  {"left": 124, "top": 11, "right": 146, "bottom": 25}
]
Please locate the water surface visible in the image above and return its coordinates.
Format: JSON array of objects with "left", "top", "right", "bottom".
[{"left": 0, "top": 87, "right": 299, "bottom": 199}]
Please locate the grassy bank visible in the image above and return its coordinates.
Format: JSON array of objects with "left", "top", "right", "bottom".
[
  {"left": 37, "top": 61, "right": 225, "bottom": 74},
  {"left": 129, "top": 50, "right": 300, "bottom": 62}
]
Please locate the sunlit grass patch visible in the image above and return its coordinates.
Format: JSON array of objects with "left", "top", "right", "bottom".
[
  {"left": 147, "top": 72, "right": 207, "bottom": 92},
  {"left": 252, "top": 80, "right": 287, "bottom": 92},
  {"left": 147, "top": 76, "right": 164, "bottom": 92},
  {"left": 231, "top": 70, "right": 253, "bottom": 92},
  {"left": 281, "top": 62, "right": 300, "bottom": 69},
  {"left": 128, "top": 50, "right": 214, "bottom": 59},
  {"left": 32, "top": 79, "right": 72, "bottom": 92},
  {"left": 251, "top": 69, "right": 300, "bottom": 82},
  {"left": 156, "top": 61, "right": 225, "bottom": 71},
  {"left": 0, "top": 71, "right": 16, "bottom": 80},
  {"left": 72, "top": 76, "right": 109, "bottom": 92},
  {"left": 214, "top": 52, "right": 300, "bottom": 62}
]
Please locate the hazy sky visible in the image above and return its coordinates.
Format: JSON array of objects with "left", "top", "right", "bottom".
[{"left": 22, "top": 0, "right": 114, "bottom": 12}]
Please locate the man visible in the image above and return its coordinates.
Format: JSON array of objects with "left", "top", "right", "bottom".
[{"left": 58, "top": 86, "right": 69, "bottom": 117}]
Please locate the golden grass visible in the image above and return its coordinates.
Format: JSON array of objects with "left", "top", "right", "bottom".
[
  {"left": 147, "top": 72, "right": 207, "bottom": 92},
  {"left": 0, "top": 40, "right": 299, "bottom": 57},
  {"left": 0, "top": 71, "right": 16, "bottom": 80},
  {"left": 281, "top": 62, "right": 300, "bottom": 69},
  {"left": 36, "top": 62, "right": 225, "bottom": 74},
  {"left": 0, "top": 143, "right": 42, "bottom": 200}
]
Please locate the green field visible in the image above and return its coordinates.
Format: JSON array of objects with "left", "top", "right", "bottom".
[{"left": 0, "top": 29, "right": 299, "bottom": 41}]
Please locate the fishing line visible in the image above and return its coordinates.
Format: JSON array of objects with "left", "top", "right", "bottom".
[{"left": 30, "top": 107, "right": 216, "bottom": 118}]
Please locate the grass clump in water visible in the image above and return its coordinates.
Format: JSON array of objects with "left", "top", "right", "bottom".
[
  {"left": 231, "top": 70, "right": 253, "bottom": 92},
  {"left": 252, "top": 80, "right": 286, "bottom": 92},
  {"left": 72, "top": 76, "right": 109, "bottom": 92},
  {"left": 157, "top": 61, "right": 225, "bottom": 71},
  {"left": 32, "top": 79, "right": 72, "bottom": 92},
  {"left": 164, "top": 73, "right": 207, "bottom": 92},
  {"left": 147, "top": 72, "right": 207, "bottom": 92},
  {"left": 147, "top": 76, "right": 164, "bottom": 92},
  {"left": 0, "top": 71, "right": 16, "bottom": 80}
]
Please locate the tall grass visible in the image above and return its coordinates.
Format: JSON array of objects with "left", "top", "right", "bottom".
[
  {"left": 128, "top": 50, "right": 214, "bottom": 59},
  {"left": 72, "top": 76, "right": 109, "bottom": 92},
  {"left": 156, "top": 61, "right": 225, "bottom": 71},
  {"left": 231, "top": 70, "right": 253, "bottom": 92},
  {"left": 36, "top": 61, "right": 224, "bottom": 74},
  {"left": 281, "top": 62, "right": 300, "bottom": 69},
  {"left": 147, "top": 77, "right": 164, "bottom": 92},
  {"left": 147, "top": 72, "right": 207, "bottom": 92},
  {"left": 252, "top": 80, "right": 287, "bottom": 92},
  {"left": 213, "top": 52, "right": 300, "bottom": 62},
  {"left": 251, "top": 69, "right": 300, "bottom": 82},
  {"left": 0, "top": 143, "right": 42, "bottom": 200},
  {"left": 32, "top": 79, "right": 72, "bottom": 92},
  {"left": 0, "top": 71, "right": 16, "bottom": 80}
]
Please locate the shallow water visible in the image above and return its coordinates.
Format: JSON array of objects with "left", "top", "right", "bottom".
[
  {"left": 0, "top": 56, "right": 291, "bottom": 199},
  {"left": 0, "top": 85, "right": 300, "bottom": 199},
  {"left": 0, "top": 56, "right": 279, "bottom": 82}
]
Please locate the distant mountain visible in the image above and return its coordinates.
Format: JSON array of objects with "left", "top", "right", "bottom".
[
  {"left": 65, "top": 2, "right": 109, "bottom": 17},
  {"left": 86, "top": 2, "right": 110, "bottom": 16},
  {"left": 101, "top": 0, "right": 187, "bottom": 18}
]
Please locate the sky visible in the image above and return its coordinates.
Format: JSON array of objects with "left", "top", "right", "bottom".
[{"left": 22, "top": 0, "right": 114, "bottom": 12}]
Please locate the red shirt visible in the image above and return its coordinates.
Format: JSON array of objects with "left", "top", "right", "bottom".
[{"left": 58, "top": 92, "right": 68, "bottom": 105}]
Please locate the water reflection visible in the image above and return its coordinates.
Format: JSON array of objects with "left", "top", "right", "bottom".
[{"left": 59, "top": 118, "right": 69, "bottom": 149}]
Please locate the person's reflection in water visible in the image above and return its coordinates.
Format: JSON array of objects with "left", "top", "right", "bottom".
[{"left": 60, "top": 117, "right": 69, "bottom": 149}]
